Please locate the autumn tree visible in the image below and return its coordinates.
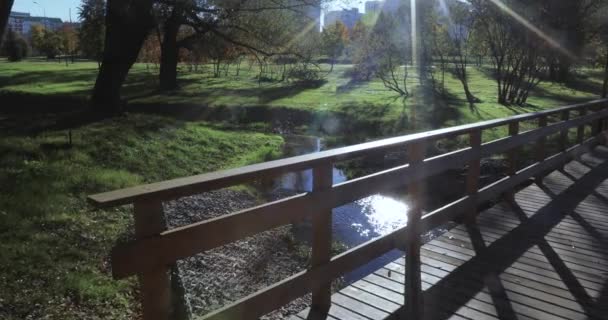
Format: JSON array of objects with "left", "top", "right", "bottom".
[
  {"left": 30, "top": 24, "right": 46, "bottom": 54},
  {"left": 321, "top": 21, "right": 348, "bottom": 71},
  {"left": 78, "top": 0, "right": 106, "bottom": 66},
  {"left": 59, "top": 24, "right": 78, "bottom": 63}
]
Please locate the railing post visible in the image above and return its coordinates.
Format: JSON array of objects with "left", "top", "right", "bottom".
[
  {"left": 506, "top": 122, "right": 519, "bottom": 202},
  {"left": 535, "top": 116, "right": 548, "bottom": 183},
  {"left": 466, "top": 129, "right": 482, "bottom": 222},
  {"left": 311, "top": 162, "right": 333, "bottom": 314},
  {"left": 559, "top": 110, "right": 570, "bottom": 151},
  {"left": 403, "top": 142, "right": 425, "bottom": 319},
  {"left": 577, "top": 109, "right": 587, "bottom": 144},
  {"left": 592, "top": 105, "right": 603, "bottom": 137},
  {"left": 134, "top": 200, "right": 171, "bottom": 320}
]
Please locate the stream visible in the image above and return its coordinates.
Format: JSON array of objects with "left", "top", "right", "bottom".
[{"left": 266, "top": 135, "right": 449, "bottom": 283}]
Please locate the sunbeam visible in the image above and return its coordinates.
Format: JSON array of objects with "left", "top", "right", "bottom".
[
  {"left": 284, "top": 17, "right": 321, "bottom": 51},
  {"left": 486, "top": 0, "right": 577, "bottom": 60}
]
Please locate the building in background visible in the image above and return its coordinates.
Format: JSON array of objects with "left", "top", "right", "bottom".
[
  {"left": 8, "top": 11, "right": 63, "bottom": 35},
  {"left": 324, "top": 8, "right": 361, "bottom": 30}
]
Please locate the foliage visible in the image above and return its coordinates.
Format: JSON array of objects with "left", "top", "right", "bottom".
[
  {"left": 59, "top": 24, "right": 79, "bottom": 59},
  {"left": 31, "top": 25, "right": 64, "bottom": 59},
  {"left": 2, "top": 28, "right": 28, "bottom": 61},
  {"left": 0, "top": 113, "right": 283, "bottom": 319},
  {"left": 30, "top": 24, "right": 46, "bottom": 52},
  {"left": 360, "top": 11, "right": 411, "bottom": 98},
  {"left": 440, "top": 0, "right": 479, "bottom": 106},
  {"left": 471, "top": 0, "right": 548, "bottom": 105},
  {"left": 78, "top": 0, "right": 106, "bottom": 63},
  {"left": 321, "top": 21, "right": 348, "bottom": 71}
]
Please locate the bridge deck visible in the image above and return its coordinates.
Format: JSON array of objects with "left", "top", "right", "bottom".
[{"left": 292, "top": 146, "right": 608, "bottom": 320}]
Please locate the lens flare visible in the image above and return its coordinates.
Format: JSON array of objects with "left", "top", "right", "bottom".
[
  {"left": 486, "top": 0, "right": 576, "bottom": 60},
  {"left": 284, "top": 17, "right": 321, "bottom": 51}
]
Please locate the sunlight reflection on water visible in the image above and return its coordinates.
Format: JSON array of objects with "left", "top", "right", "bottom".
[{"left": 354, "top": 195, "right": 409, "bottom": 237}]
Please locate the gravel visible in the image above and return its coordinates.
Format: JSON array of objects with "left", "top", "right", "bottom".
[{"left": 164, "top": 189, "right": 311, "bottom": 319}]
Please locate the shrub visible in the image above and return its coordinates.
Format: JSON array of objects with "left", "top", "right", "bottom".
[{"left": 2, "top": 29, "right": 29, "bottom": 61}]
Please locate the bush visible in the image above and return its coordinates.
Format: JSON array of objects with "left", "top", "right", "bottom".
[
  {"left": 287, "top": 63, "right": 325, "bottom": 86},
  {"left": 2, "top": 29, "right": 29, "bottom": 61}
]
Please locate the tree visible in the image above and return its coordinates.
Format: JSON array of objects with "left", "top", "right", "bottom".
[
  {"left": 321, "top": 21, "right": 348, "bottom": 72},
  {"left": 372, "top": 11, "right": 411, "bottom": 98},
  {"left": 92, "top": 0, "right": 156, "bottom": 112},
  {"left": 40, "top": 30, "right": 63, "bottom": 59},
  {"left": 92, "top": 0, "right": 325, "bottom": 110},
  {"left": 2, "top": 28, "right": 28, "bottom": 61},
  {"left": 443, "top": 1, "right": 480, "bottom": 107},
  {"left": 471, "top": 0, "right": 548, "bottom": 105},
  {"left": 0, "top": 0, "right": 14, "bottom": 48},
  {"left": 538, "top": 0, "right": 606, "bottom": 82},
  {"left": 78, "top": 0, "right": 106, "bottom": 66},
  {"left": 30, "top": 24, "right": 46, "bottom": 53},
  {"left": 59, "top": 24, "right": 78, "bottom": 63}
]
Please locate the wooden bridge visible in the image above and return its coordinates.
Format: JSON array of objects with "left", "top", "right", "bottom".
[{"left": 89, "top": 99, "right": 608, "bottom": 320}]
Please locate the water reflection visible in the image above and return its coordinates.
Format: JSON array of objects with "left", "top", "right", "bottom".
[
  {"left": 355, "top": 195, "right": 409, "bottom": 237},
  {"left": 276, "top": 135, "right": 411, "bottom": 247}
]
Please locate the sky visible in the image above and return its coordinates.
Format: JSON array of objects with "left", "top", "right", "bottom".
[
  {"left": 12, "top": 0, "right": 82, "bottom": 22},
  {"left": 11, "top": 0, "right": 368, "bottom": 23}
]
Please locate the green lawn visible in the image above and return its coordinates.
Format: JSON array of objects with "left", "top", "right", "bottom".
[
  {"left": 0, "top": 113, "right": 283, "bottom": 319},
  {"left": 1, "top": 58, "right": 604, "bottom": 140},
  {"left": 0, "top": 58, "right": 605, "bottom": 319}
]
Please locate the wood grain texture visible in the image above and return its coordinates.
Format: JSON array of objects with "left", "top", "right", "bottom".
[{"left": 296, "top": 146, "right": 608, "bottom": 319}]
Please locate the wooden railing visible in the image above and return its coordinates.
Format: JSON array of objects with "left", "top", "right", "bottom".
[{"left": 89, "top": 99, "right": 608, "bottom": 320}]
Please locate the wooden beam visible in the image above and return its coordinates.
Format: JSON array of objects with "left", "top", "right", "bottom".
[
  {"left": 535, "top": 115, "right": 548, "bottom": 183},
  {"left": 577, "top": 109, "right": 587, "bottom": 144},
  {"left": 311, "top": 163, "right": 333, "bottom": 313},
  {"left": 403, "top": 142, "right": 425, "bottom": 319},
  {"left": 559, "top": 110, "right": 570, "bottom": 151},
  {"left": 536, "top": 116, "right": 548, "bottom": 162},
  {"left": 134, "top": 201, "right": 171, "bottom": 320},
  {"left": 465, "top": 129, "right": 482, "bottom": 222}
]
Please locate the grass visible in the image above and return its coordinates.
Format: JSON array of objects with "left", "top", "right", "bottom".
[
  {"left": 1, "top": 58, "right": 604, "bottom": 139},
  {"left": 0, "top": 113, "right": 283, "bottom": 319},
  {"left": 0, "top": 58, "right": 606, "bottom": 319}
]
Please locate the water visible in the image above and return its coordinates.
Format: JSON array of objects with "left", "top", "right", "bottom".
[{"left": 270, "top": 135, "right": 438, "bottom": 282}]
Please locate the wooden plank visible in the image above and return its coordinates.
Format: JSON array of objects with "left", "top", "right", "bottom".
[
  {"left": 466, "top": 129, "right": 482, "bottom": 221},
  {"left": 419, "top": 254, "right": 594, "bottom": 320},
  {"left": 560, "top": 110, "right": 570, "bottom": 151},
  {"left": 403, "top": 142, "right": 425, "bottom": 319},
  {"left": 505, "top": 121, "right": 520, "bottom": 202},
  {"left": 577, "top": 109, "right": 587, "bottom": 144},
  {"left": 311, "top": 163, "right": 333, "bottom": 313},
  {"left": 133, "top": 201, "right": 171, "bottom": 320},
  {"left": 199, "top": 219, "right": 411, "bottom": 320},
  {"left": 333, "top": 293, "right": 390, "bottom": 319}
]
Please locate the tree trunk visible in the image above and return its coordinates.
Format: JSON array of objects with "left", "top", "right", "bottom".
[
  {"left": 0, "top": 0, "right": 14, "bottom": 48},
  {"left": 159, "top": 8, "right": 181, "bottom": 91},
  {"left": 603, "top": 51, "right": 608, "bottom": 99},
  {"left": 556, "top": 59, "right": 572, "bottom": 83},
  {"left": 92, "top": 0, "right": 155, "bottom": 113}
]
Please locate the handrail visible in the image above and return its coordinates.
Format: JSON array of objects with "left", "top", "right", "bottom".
[
  {"left": 90, "top": 99, "right": 608, "bottom": 320},
  {"left": 88, "top": 99, "right": 608, "bottom": 208},
  {"left": 108, "top": 106, "right": 608, "bottom": 279}
]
